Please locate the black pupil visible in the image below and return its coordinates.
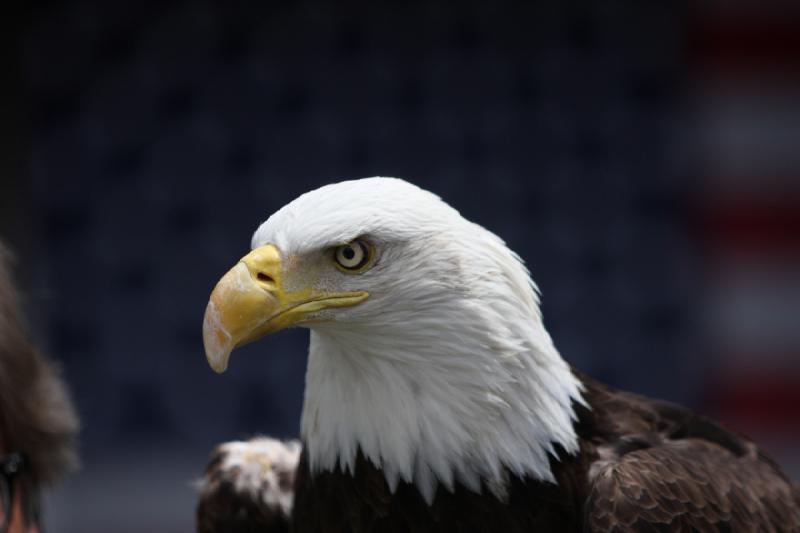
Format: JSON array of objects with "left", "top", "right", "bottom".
[{"left": 342, "top": 247, "right": 356, "bottom": 260}]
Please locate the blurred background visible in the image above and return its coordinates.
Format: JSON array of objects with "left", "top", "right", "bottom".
[{"left": 0, "top": 1, "right": 797, "bottom": 531}]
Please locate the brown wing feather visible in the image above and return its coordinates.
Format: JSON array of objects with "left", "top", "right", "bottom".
[
  {"left": 587, "top": 438, "right": 800, "bottom": 532},
  {"left": 582, "top": 414, "right": 800, "bottom": 531},
  {"left": 573, "top": 369, "right": 800, "bottom": 532}
]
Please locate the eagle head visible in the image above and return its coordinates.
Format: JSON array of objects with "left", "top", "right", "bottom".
[{"left": 203, "top": 177, "right": 583, "bottom": 503}]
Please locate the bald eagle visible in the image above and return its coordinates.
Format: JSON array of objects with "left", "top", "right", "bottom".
[{"left": 203, "top": 178, "right": 800, "bottom": 532}]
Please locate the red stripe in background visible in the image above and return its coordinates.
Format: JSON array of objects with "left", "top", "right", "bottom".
[
  {"left": 689, "top": 10, "right": 800, "bottom": 79},
  {"left": 703, "top": 363, "right": 800, "bottom": 439},
  {"left": 697, "top": 192, "right": 800, "bottom": 253}
]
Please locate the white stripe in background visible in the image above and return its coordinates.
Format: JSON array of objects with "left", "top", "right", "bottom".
[
  {"left": 694, "top": 87, "right": 800, "bottom": 180},
  {"left": 704, "top": 261, "right": 800, "bottom": 360}
]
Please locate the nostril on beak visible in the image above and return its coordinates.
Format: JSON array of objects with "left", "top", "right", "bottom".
[{"left": 257, "top": 272, "right": 274, "bottom": 284}]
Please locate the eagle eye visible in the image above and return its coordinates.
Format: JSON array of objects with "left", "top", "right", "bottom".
[{"left": 333, "top": 240, "right": 372, "bottom": 272}]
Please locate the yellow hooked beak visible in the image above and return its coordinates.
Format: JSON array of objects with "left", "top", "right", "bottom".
[{"left": 202, "top": 245, "right": 369, "bottom": 373}]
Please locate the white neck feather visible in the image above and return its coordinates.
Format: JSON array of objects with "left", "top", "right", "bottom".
[{"left": 299, "top": 222, "right": 585, "bottom": 504}]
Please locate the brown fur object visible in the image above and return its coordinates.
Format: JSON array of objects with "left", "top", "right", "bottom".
[{"left": 0, "top": 243, "right": 78, "bottom": 486}]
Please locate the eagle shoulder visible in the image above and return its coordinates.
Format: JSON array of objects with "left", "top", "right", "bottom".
[{"left": 577, "top": 373, "right": 800, "bottom": 532}]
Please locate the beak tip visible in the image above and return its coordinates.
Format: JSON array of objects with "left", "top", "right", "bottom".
[
  {"left": 209, "top": 358, "right": 229, "bottom": 374},
  {"left": 204, "top": 343, "right": 232, "bottom": 374},
  {"left": 203, "top": 301, "right": 234, "bottom": 374}
]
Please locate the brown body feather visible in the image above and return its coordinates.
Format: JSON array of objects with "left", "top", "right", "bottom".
[{"left": 291, "top": 369, "right": 800, "bottom": 532}]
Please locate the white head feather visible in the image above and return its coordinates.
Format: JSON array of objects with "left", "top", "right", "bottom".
[{"left": 252, "top": 177, "right": 585, "bottom": 504}]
